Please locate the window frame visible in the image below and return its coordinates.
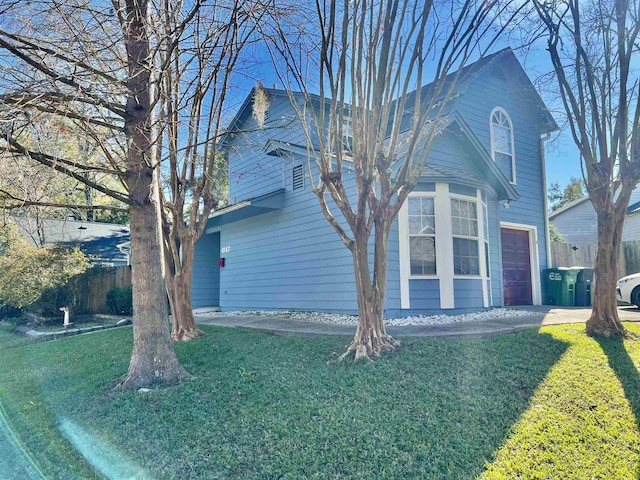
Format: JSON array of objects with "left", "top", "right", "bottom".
[
  {"left": 490, "top": 107, "right": 516, "bottom": 184},
  {"left": 341, "top": 115, "right": 354, "bottom": 161},
  {"left": 407, "top": 195, "right": 437, "bottom": 278},
  {"left": 400, "top": 185, "right": 491, "bottom": 309},
  {"left": 450, "top": 197, "right": 480, "bottom": 277}
]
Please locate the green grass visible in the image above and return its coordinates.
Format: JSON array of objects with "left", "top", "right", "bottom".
[
  {"left": 0, "top": 326, "right": 39, "bottom": 350},
  {"left": 0, "top": 324, "right": 639, "bottom": 479}
]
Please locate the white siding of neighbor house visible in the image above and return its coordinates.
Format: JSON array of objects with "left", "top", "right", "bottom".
[
  {"left": 622, "top": 214, "right": 640, "bottom": 241},
  {"left": 551, "top": 188, "right": 640, "bottom": 244}
]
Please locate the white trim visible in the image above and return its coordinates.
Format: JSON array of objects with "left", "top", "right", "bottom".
[
  {"left": 490, "top": 107, "right": 516, "bottom": 185},
  {"left": 500, "top": 221, "right": 542, "bottom": 305},
  {"left": 398, "top": 200, "right": 410, "bottom": 309},
  {"left": 400, "top": 185, "right": 490, "bottom": 310},
  {"left": 477, "top": 190, "right": 489, "bottom": 307},
  {"left": 435, "top": 183, "right": 455, "bottom": 308}
]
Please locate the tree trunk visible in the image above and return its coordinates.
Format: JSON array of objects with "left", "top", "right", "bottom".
[
  {"left": 120, "top": 0, "right": 189, "bottom": 389},
  {"left": 167, "top": 242, "right": 203, "bottom": 341},
  {"left": 163, "top": 224, "right": 204, "bottom": 341},
  {"left": 122, "top": 195, "right": 190, "bottom": 388},
  {"left": 341, "top": 219, "right": 400, "bottom": 361},
  {"left": 586, "top": 205, "right": 626, "bottom": 337}
]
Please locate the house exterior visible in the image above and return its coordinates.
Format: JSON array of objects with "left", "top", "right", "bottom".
[
  {"left": 193, "top": 48, "right": 558, "bottom": 316},
  {"left": 10, "top": 216, "right": 131, "bottom": 266},
  {"left": 549, "top": 188, "right": 640, "bottom": 245}
]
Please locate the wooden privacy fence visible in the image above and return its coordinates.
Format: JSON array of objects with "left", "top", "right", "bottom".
[
  {"left": 551, "top": 240, "right": 640, "bottom": 277},
  {"left": 71, "top": 266, "right": 132, "bottom": 314}
]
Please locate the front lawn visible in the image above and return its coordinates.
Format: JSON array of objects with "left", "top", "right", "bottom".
[
  {"left": 0, "top": 323, "right": 638, "bottom": 479},
  {"left": 0, "top": 326, "right": 39, "bottom": 350}
]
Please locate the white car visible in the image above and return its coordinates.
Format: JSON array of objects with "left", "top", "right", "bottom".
[{"left": 617, "top": 272, "right": 640, "bottom": 307}]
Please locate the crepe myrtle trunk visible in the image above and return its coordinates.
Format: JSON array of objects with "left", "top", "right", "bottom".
[
  {"left": 341, "top": 216, "right": 400, "bottom": 361},
  {"left": 166, "top": 239, "right": 203, "bottom": 341},
  {"left": 586, "top": 206, "right": 627, "bottom": 337},
  {"left": 119, "top": 0, "right": 189, "bottom": 389}
]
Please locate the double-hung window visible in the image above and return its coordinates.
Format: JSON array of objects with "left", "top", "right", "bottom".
[
  {"left": 408, "top": 197, "right": 436, "bottom": 275},
  {"left": 341, "top": 116, "right": 354, "bottom": 159},
  {"left": 451, "top": 198, "right": 480, "bottom": 275}
]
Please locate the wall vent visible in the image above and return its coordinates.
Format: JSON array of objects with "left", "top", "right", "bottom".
[{"left": 292, "top": 164, "right": 304, "bottom": 190}]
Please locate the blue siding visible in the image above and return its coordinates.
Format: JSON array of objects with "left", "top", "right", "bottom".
[
  {"left": 487, "top": 196, "right": 503, "bottom": 306},
  {"left": 192, "top": 232, "right": 220, "bottom": 308},
  {"left": 454, "top": 278, "right": 484, "bottom": 309},
  {"left": 218, "top": 146, "right": 406, "bottom": 314},
  {"left": 453, "top": 58, "right": 549, "bottom": 273},
  {"left": 408, "top": 279, "right": 440, "bottom": 310},
  {"left": 197, "top": 53, "right": 553, "bottom": 315},
  {"left": 228, "top": 95, "right": 306, "bottom": 203},
  {"left": 386, "top": 215, "right": 401, "bottom": 310},
  {"left": 423, "top": 131, "right": 486, "bottom": 180},
  {"left": 219, "top": 166, "right": 360, "bottom": 312}
]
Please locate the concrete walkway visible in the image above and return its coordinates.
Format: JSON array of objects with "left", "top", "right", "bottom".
[{"left": 195, "top": 306, "right": 640, "bottom": 338}]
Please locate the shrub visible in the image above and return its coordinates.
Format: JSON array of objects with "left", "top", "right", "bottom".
[
  {"left": 105, "top": 285, "right": 133, "bottom": 315},
  {"left": 32, "top": 285, "right": 75, "bottom": 317},
  {"left": 0, "top": 304, "right": 24, "bottom": 324},
  {"left": 0, "top": 222, "right": 89, "bottom": 309}
]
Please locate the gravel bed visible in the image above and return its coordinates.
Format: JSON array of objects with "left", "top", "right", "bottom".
[{"left": 195, "top": 307, "right": 538, "bottom": 327}]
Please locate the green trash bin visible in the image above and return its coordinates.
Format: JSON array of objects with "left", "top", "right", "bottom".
[
  {"left": 543, "top": 268, "right": 580, "bottom": 306},
  {"left": 575, "top": 268, "right": 595, "bottom": 306}
]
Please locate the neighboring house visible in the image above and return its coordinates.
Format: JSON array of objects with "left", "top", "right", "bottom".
[
  {"left": 549, "top": 188, "right": 640, "bottom": 245},
  {"left": 192, "top": 47, "right": 558, "bottom": 315},
  {"left": 10, "top": 217, "right": 131, "bottom": 266}
]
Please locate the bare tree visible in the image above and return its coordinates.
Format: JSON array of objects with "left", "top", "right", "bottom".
[
  {"left": 0, "top": 116, "right": 128, "bottom": 241},
  {"left": 532, "top": 0, "right": 640, "bottom": 337},
  {"left": 153, "top": 0, "right": 264, "bottom": 341},
  {"left": 0, "top": 0, "right": 189, "bottom": 387},
  {"left": 266, "top": 0, "right": 524, "bottom": 361}
]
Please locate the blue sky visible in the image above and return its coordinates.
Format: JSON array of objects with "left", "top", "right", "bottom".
[
  {"left": 513, "top": 47, "right": 585, "bottom": 190},
  {"left": 543, "top": 129, "right": 583, "bottom": 190}
]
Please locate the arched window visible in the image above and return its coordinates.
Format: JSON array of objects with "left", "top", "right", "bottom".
[{"left": 490, "top": 108, "right": 515, "bottom": 183}]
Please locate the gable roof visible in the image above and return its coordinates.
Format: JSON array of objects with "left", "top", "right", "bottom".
[
  {"left": 549, "top": 186, "right": 640, "bottom": 220},
  {"left": 220, "top": 87, "right": 296, "bottom": 148},
  {"left": 447, "top": 112, "right": 520, "bottom": 200},
  {"left": 453, "top": 48, "right": 558, "bottom": 132},
  {"left": 627, "top": 200, "right": 640, "bottom": 215},
  {"left": 223, "top": 47, "right": 558, "bottom": 147},
  {"left": 390, "top": 47, "right": 558, "bottom": 134},
  {"left": 548, "top": 195, "right": 589, "bottom": 220}
]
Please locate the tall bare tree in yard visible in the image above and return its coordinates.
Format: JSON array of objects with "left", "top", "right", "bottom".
[
  {"left": 153, "top": 1, "right": 263, "bottom": 341},
  {"left": 0, "top": 0, "right": 189, "bottom": 387},
  {"left": 532, "top": 0, "right": 640, "bottom": 337},
  {"left": 267, "top": 0, "right": 523, "bottom": 361}
]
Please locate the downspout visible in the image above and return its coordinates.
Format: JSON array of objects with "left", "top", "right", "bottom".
[{"left": 540, "top": 132, "right": 552, "bottom": 267}]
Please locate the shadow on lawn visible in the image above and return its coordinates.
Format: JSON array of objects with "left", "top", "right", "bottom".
[
  {"left": 596, "top": 335, "right": 640, "bottom": 432},
  {"left": 164, "top": 328, "right": 572, "bottom": 479},
  {"left": 15, "top": 327, "right": 571, "bottom": 480},
  {"left": 409, "top": 330, "right": 570, "bottom": 478}
]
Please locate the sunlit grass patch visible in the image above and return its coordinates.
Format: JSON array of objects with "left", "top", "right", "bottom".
[{"left": 481, "top": 323, "right": 640, "bottom": 480}]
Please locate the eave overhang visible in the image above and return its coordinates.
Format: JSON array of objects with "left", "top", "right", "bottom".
[{"left": 205, "top": 188, "right": 285, "bottom": 232}]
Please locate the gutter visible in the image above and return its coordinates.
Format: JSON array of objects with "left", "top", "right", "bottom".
[{"left": 540, "top": 132, "right": 552, "bottom": 267}]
